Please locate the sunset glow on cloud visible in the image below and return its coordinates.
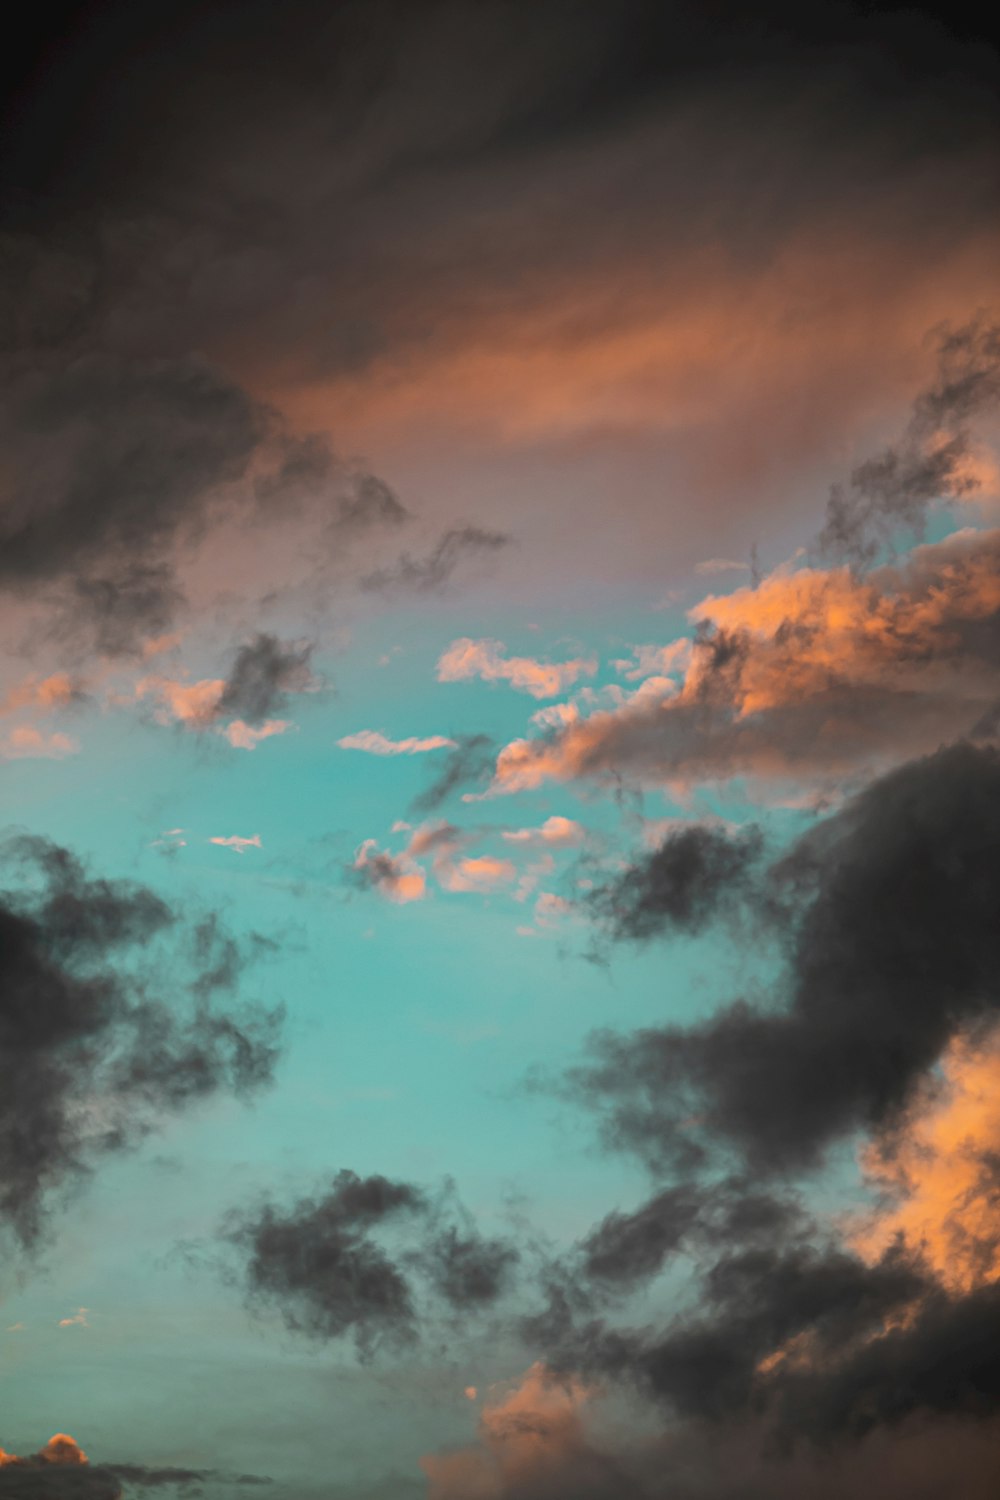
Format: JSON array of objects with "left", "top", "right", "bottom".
[{"left": 2, "top": 4, "right": 999, "bottom": 1499}]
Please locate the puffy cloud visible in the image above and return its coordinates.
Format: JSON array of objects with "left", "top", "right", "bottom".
[
  {"left": 0, "top": 673, "right": 83, "bottom": 715},
  {"left": 421, "top": 1362, "right": 635, "bottom": 1500},
  {"left": 337, "top": 730, "right": 457, "bottom": 755},
  {"left": 351, "top": 840, "right": 427, "bottom": 904},
  {"left": 849, "top": 1026, "right": 1000, "bottom": 1292},
  {"left": 438, "top": 641, "right": 597, "bottom": 700},
  {"left": 0, "top": 726, "right": 79, "bottom": 760}
]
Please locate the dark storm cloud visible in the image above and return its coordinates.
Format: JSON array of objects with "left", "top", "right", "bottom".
[
  {"left": 0, "top": 834, "right": 282, "bottom": 1248},
  {"left": 569, "top": 741, "right": 1000, "bottom": 1175},
  {"left": 410, "top": 734, "right": 497, "bottom": 814},
  {"left": 226, "top": 1169, "right": 520, "bottom": 1353},
  {"left": 819, "top": 318, "right": 1000, "bottom": 565},
  {"left": 227, "top": 1170, "right": 428, "bottom": 1357},
  {"left": 361, "top": 527, "right": 511, "bottom": 596},
  {"left": 577, "top": 1179, "right": 796, "bottom": 1290},
  {"left": 585, "top": 824, "right": 763, "bottom": 943},
  {"left": 217, "top": 634, "right": 319, "bottom": 726},
  {"left": 420, "top": 1224, "right": 520, "bottom": 1309}
]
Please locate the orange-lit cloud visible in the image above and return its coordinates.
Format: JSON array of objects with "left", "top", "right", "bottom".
[
  {"left": 353, "top": 839, "right": 428, "bottom": 904},
  {"left": 850, "top": 1027, "right": 1000, "bottom": 1293},
  {"left": 135, "top": 674, "right": 226, "bottom": 728},
  {"left": 502, "top": 815, "right": 585, "bottom": 848},
  {"left": 421, "top": 1362, "right": 610, "bottom": 1500},
  {"left": 0, "top": 725, "right": 80, "bottom": 760},
  {"left": 436, "top": 853, "right": 517, "bottom": 894},
  {"left": 0, "top": 672, "right": 81, "bottom": 715},
  {"left": 487, "top": 528, "right": 1000, "bottom": 799},
  {"left": 438, "top": 639, "right": 597, "bottom": 700},
  {"left": 0, "top": 1434, "right": 89, "bottom": 1469}
]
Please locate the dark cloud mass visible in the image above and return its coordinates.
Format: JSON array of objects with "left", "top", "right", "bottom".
[
  {"left": 0, "top": 834, "right": 282, "bottom": 1248},
  {"left": 586, "top": 824, "right": 763, "bottom": 943},
  {"left": 571, "top": 741, "right": 1000, "bottom": 1174},
  {"left": 226, "top": 1169, "right": 519, "bottom": 1354}
]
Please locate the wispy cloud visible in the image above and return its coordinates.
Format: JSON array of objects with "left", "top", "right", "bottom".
[{"left": 338, "top": 730, "right": 457, "bottom": 755}]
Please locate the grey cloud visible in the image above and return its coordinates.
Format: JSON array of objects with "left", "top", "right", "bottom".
[
  {"left": 569, "top": 742, "right": 1000, "bottom": 1176},
  {"left": 819, "top": 318, "right": 1000, "bottom": 566},
  {"left": 361, "top": 526, "right": 511, "bottom": 596},
  {"left": 0, "top": 834, "right": 283, "bottom": 1249},
  {"left": 217, "top": 634, "right": 320, "bottom": 726}
]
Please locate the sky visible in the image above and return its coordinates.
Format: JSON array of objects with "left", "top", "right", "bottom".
[{"left": 0, "top": 2, "right": 999, "bottom": 1496}]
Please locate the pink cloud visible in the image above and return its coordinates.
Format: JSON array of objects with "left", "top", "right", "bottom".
[
  {"left": 337, "top": 729, "right": 457, "bottom": 755},
  {"left": 503, "top": 815, "right": 585, "bottom": 848},
  {"left": 0, "top": 726, "right": 80, "bottom": 760},
  {"left": 437, "top": 638, "right": 597, "bottom": 699},
  {"left": 223, "top": 718, "right": 292, "bottom": 750}
]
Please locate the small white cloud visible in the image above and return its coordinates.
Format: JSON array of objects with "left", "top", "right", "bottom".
[
  {"left": 338, "top": 729, "right": 457, "bottom": 755},
  {"left": 209, "top": 834, "right": 263, "bottom": 854}
]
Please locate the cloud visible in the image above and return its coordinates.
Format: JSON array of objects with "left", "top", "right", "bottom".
[
  {"left": 848, "top": 1025, "right": 1000, "bottom": 1293},
  {"left": 0, "top": 835, "right": 282, "bottom": 1248},
  {"left": 0, "top": 673, "right": 83, "bottom": 715},
  {"left": 135, "top": 633, "right": 317, "bottom": 747},
  {"left": 221, "top": 719, "right": 292, "bottom": 750},
  {"left": 225, "top": 1169, "right": 517, "bottom": 1358},
  {"left": 209, "top": 835, "right": 263, "bottom": 854},
  {"left": 819, "top": 317, "right": 1000, "bottom": 565},
  {"left": 502, "top": 817, "right": 585, "bottom": 848},
  {"left": 694, "top": 558, "right": 750, "bottom": 576},
  {"left": 436, "top": 854, "right": 517, "bottom": 895},
  {"left": 585, "top": 823, "right": 763, "bottom": 943},
  {"left": 351, "top": 840, "right": 427, "bottom": 904},
  {"left": 568, "top": 742, "right": 1000, "bottom": 1175},
  {"left": 337, "top": 730, "right": 457, "bottom": 755},
  {"left": 438, "top": 640, "right": 597, "bottom": 700},
  {"left": 0, "top": 726, "right": 80, "bottom": 760},
  {"left": 0, "top": 1433, "right": 271, "bottom": 1498},
  {"left": 420, "top": 1362, "right": 636, "bottom": 1500},
  {"left": 57, "top": 1308, "right": 90, "bottom": 1329},
  {"left": 410, "top": 735, "right": 497, "bottom": 813},
  {"left": 363, "top": 527, "right": 510, "bottom": 594},
  {"left": 215, "top": 633, "right": 319, "bottom": 726},
  {"left": 488, "top": 528, "right": 1000, "bottom": 799}
]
